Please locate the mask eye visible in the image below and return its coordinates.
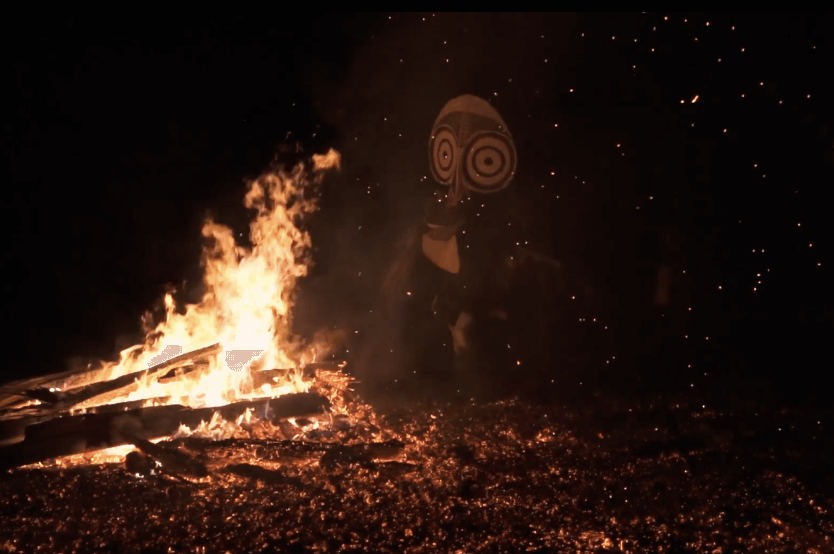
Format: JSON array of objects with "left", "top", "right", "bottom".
[
  {"left": 429, "top": 125, "right": 458, "bottom": 184},
  {"left": 462, "top": 131, "right": 517, "bottom": 193}
]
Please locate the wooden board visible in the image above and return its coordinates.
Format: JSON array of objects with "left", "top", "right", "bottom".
[{"left": 0, "top": 392, "right": 330, "bottom": 471}]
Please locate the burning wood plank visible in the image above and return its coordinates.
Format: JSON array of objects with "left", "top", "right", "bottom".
[
  {"left": 0, "top": 361, "right": 115, "bottom": 410},
  {"left": 0, "top": 358, "right": 348, "bottom": 447},
  {"left": 25, "top": 343, "right": 222, "bottom": 410},
  {"left": 248, "top": 360, "right": 340, "bottom": 390},
  {"left": 0, "top": 344, "right": 222, "bottom": 445},
  {"left": 0, "top": 397, "right": 175, "bottom": 446},
  {"left": 5, "top": 353, "right": 342, "bottom": 414},
  {"left": 318, "top": 440, "right": 406, "bottom": 468},
  {"left": 0, "top": 392, "right": 330, "bottom": 471},
  {"left": 167, "top": 437, "right": 408, "bottom": 470},
  {"left": 155, "top": 361, "right": 209, "bottom": 384},
  {"left": 222, "top": 463, "right": 303, "bottom": 486},
  {"left": 172, "top": 438, "right": 414, "bottom": 481},
  {"left": 121, "top": 432, "right": 209, "bottom": 478},
  {"left": 174, "top": 437, "right": 331, "bottom": 459}
]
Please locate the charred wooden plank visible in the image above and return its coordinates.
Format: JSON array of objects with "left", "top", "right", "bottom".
[
  {"left": 17, "top": 388, "right": 63, "bottom": 404},
  {"left": 0, "top": 363, "right": 109, "bottom": 408},
  {"left": 372, "top": 461, "right": 419, "bottom": 475},
  {"left": 78, "top": 397, "right": 173, "bottom": 415},
  {"left": 0, "top": 397, "right": 179, "bottom": 445},
  {"left": 1, "top": 354, "right": 342, "bottom": 418},
  {"left": 303, "top": 361, "right": 346, "bottom": 372},
  {"left": 0, "top": 392, "right": 329, "bottom": 471},
  {"left": 48, "top": 343, "right": 222, "bottom": 410},
  {"left": 124, "top": 450, "right": 156, "bottom": 476},
  {"left": 172, "top": 437, "right": 330, "bottom": 462},
  {"left": 120, "top": 432, "right": 208, "bottom": 478},
  {"left": 155, "top": 361, "right": 209, "bottom": 384},
  {"left": 4, "top": 344, "right": 219, "bottom": 410},
  {"left": 249, "top": 362, "right": 334, "bottom": 390},
  {"left": 0, "top": 355, "right": 342, "bottom": 444},
  {"left": 0, "top": 418, "right": 28, "bottom": 447},
  {"left": 318, "top": 440, "right": 405, "bottom": 468},
  {"left": 222, "top": 463, "right": 303, "bottom": 486},
  {"left": 172, "top": 437, "right": 406, "bottom": 468},
  {"left": 250, "top": 369, "right": 295, "bottom": 390},
  {"left": 107, "top": 393, "right": 331, "bottom": 445},
  {"left": 0, "top": 352, "right": 341, "bottom": 448}
]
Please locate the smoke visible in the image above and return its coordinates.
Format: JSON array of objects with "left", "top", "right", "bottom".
[{"left": 290, "top": 14, "right": 581, "bottom": 391}]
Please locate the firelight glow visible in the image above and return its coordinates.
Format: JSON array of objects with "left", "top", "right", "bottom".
[{"left": 70, "top": 149, "right": 342, "bottom": 411}]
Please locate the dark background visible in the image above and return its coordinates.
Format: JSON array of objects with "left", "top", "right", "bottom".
[{"left": 3, "top": 12, "right": 832, "bottom": 407}]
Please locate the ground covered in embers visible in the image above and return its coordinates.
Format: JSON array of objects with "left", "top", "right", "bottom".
[{"left": 1, "top": 392, "right": 832, "bottom": 554}]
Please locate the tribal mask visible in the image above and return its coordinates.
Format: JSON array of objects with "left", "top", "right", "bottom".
[{"left": 428, "top": 94, "right": 517, "bottom": 204}]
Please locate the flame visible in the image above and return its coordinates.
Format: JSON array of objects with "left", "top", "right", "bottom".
[
  {"left": 86, "top": 149, "right": 341, "bottom": 409},
  {"left": 173, "top": 408, "right": 257, "bottom": 441}
]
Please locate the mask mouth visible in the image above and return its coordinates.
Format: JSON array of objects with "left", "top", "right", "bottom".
[
  {"left": 425, "top": 197, "right": 463, "bottom": 226},
  {"left": 426, "top": 222, "right": 457, "bottom": 241}
]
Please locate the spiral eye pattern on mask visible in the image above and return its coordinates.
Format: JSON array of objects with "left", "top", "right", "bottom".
[
  {"left": 462, "top": 132, "right": 516, "bottom": 193},
  {"left": 429, "top": 126, "right": 458, "bottom": 184}
]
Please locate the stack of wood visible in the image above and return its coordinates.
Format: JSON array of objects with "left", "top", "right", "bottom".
[{"left": 0, "top": 344, "right": 337, "bottom": 471}]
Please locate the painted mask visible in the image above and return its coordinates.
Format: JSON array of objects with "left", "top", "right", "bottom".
[{"left": 428, "top": 94, "right": 517, "bottom": 204}]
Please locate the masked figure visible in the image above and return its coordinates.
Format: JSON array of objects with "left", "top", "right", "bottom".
[
  {"left": 376, "top": 94, "right": 589, "bottom": 392},
  {"left": 421, "top": 95, "right": 518, "bottom": 356}
]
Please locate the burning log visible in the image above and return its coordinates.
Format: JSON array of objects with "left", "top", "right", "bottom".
[
  {"left": 124, "top": 450, "right": 156, "bottom": 475},
  {"left": 121, "top": 432, "right": 209, "bottom": 478},
  {"left": 155, "top": 361, "right": 209, "bottom": 384},
  {"left": 371, "top": 461, "right": 419, "bottom": 475},
  {"left": 0, "top": 357, "right": 348, "bottom": 447},
  {"left": 304, "top": 361, "right": 347, "bottom": 372},
  {"left": 183, "top": 438, "right": 414, "bottom": 481},
  {"left": 171, "top": 437, "right": 408, "bottom": 470},
  {"left": 0, "top": 344, "right": 222, "bottom": 446},
  {"left": 32, "top": 343, "right": 222, "bottom": 410},
  {"left": 318, "top": 440, "right": 406, "bottom": 469},
  {"left": 174, "top": 437, "right": 332, "bottom": 464},
  {"left": 0, "top": 397, "right": 180, "bottom": 446},
  {"left": 250, "top": 368, "right": 306, "bottom": 391},
  {"left": 249, "top": 360, "right": 345, "bottom": 390},
  {"left": 222, "top": 463, "right": 303, "bottom": 486},
  {"left": 0, "top": 392, "right": 330, "bottom": 471},
  {"left": 0, "top": 418, "right": 29, "bottom": 447},
  {"left": 2, "top": 356, "right": 342, "bottom": 417},
  {"left": 2, "top": 396, "right": 174, "bottom": 420},
  {"left": 0, "top": 360, "right": 115, "bottom": 410}
]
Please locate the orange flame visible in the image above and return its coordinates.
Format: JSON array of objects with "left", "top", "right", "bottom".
[{"left": 85, "top": 150, "right": 341, "bottom": 410}]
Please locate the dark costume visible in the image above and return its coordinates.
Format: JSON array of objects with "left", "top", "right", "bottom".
[
  {"left": 419, "top": 95, "right": 518, "bottom": 374},
  {"left": 376, "top": 94, "right": 603, "bottom": 396}
]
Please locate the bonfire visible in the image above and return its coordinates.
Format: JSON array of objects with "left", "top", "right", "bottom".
[{"left": 0, "top": 148, "right": 399, "bottom": 475}]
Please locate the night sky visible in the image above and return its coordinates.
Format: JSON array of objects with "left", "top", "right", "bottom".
[{"left": 4, "top": 13, "right": 832, "bottom": 408}]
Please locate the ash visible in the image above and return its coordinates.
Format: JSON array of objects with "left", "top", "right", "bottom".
[{"left": 1, "top": 386, "right": 832, "bottom": 554}]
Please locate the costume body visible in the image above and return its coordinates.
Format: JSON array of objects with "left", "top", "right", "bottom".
[{"left": 421, "top": 95, "right": 518, "bottom": 367}]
